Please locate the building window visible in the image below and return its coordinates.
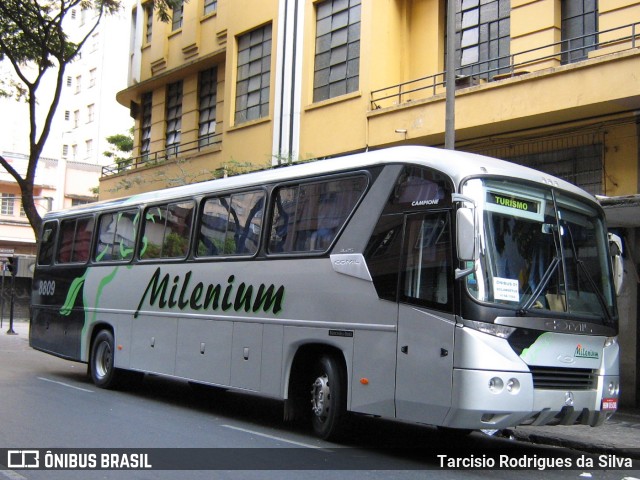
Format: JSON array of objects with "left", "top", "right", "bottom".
[
  {"left": 1, "top": 194, "right": 15, "bottom": 216},
  {"left": 313, "top": 0, "right": 361, "bottom": 103},
  {"left": 64, "top": 110, "right": 70, "bottom": 121},
  {"left": 87, "top": 104, "right": 95, "bottom": 123},
  {"left": 145, "top": 4, "right": 153, "bottom": 44},
  {"left": 73, "top": 110, "right": 80, "bottom": 128},
  {"left": 91, "top": 32, "right": 99, "bottom": 52},
  {"left": 86, "top": 139, "right": 93, "bottom": 157},
  {"left": 166, "top": 81, "right": 183, "bottom": 155},
  {"left": 204, "top": 0, "right": 217, "bottom": 15},
  {"left": 455, "top": 0, "right": 511, "bottom": 78},
  {"left": 66, "top": 76, "right": 72, "bottom": 87},
  {"left": 62, "top": 145, "right": 69, "bottom": 158},
  {"left": 198, "top": 67, "right": 217, "bottom": 147},
  {"left": 172, "top": 0, "right": 184, "bottom": 31},
  {"left": 72, "top": 144, "right": 78, "bottom": 160},
  {"left": 75, "top": 75, "right": 82, "bottom": 94},
  {"left": 235, "top": 24, "right": 272, "bottom": 124},
  {"left": 561, "top": 0, "right": 598, "bottom": 63},
  {"left": 89, "top": 68, "right": 97, "bottom": 87},
  {"left": 140, "top": 92, "right": 152, "bottom": 158}
]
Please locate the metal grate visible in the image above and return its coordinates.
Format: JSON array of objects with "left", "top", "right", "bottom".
[
  {"left": 467, "top": 131, "right": 604, "bottom": 196},
  {"left": 530, "top": 366, "right": 597, "bottom": 390}
]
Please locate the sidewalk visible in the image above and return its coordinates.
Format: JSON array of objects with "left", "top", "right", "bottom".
[
  {"left": 511, "top": 410, "right": 640, "bottom": 460},
  {"left": 3, "top": 319, "right": 639, "bottom": 459}
]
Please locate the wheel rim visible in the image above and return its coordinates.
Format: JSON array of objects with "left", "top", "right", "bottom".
[
  {"left": 94, "top": 341, "right": 112, "bottom": 380},
  {"left": 311, "top": 373, "right": 331, "bottom": 420}
]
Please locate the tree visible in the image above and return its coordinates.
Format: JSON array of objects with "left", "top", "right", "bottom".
[
  {"left": 0, "top": 0, "right": 179, "bottom": 240},
  {"left": 103, "top": 130, "right": 134, "bottom": 171}
]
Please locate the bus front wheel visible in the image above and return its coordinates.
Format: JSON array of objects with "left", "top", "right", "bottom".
[
  {"left": 90, "top": 330, "right": 118, "bottom": 388},
  {"left": 310, "top": 355, "right": 347, "bottom": 441}
]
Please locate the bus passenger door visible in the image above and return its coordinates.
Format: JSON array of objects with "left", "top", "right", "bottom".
[{"left": 395, "top": 212, "right": 456, "bottom": 425}]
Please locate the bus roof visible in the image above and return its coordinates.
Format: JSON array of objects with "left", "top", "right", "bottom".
[{"left": 45, "top": 146, "right": 595, "bottom": 219}]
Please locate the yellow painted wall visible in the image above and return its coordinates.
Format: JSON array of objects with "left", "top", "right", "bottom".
[
  {"left": 104, "top": 0, "right": 640, "bottom": 200},
  {"left": 604, "top": 123, "right": 639, "bottom": 196}
]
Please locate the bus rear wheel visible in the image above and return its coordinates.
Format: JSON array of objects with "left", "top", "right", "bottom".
[
  {"left": 309, "top": 355, "right": 347, "bottom": 441},
  {"left": 90, "top": 330, "right": 118, "bottom": 388}
]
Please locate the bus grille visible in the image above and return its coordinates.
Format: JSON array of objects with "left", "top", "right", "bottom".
[{"left": 530, "top": 366, "right": 597, "bottom": 390}]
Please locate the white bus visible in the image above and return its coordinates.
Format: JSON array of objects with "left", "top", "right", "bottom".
[{"left": 30, "top": 146, "right": 620, "bottom": 440}]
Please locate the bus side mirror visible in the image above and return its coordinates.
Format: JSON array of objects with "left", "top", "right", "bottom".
[
  {"left": 457, "top": 208, "right": 475, "bottom": 261},
  {"left": 455, "top": 207, "right": 477, "bottom": 279},
  {"left": 609, "top": 233, "right": 623, "bottom": 296}
]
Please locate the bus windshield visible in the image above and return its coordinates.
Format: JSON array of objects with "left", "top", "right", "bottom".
[{"left": 462, "top": 178, "right": 616, "bottom": 326}]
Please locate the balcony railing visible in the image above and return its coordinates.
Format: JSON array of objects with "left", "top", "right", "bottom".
[
  {"left": 102, "top": 133, "right": 222, "bottom": 177},
  {"left": 371, "top": 22, "right": 640, "bottom": 110}
]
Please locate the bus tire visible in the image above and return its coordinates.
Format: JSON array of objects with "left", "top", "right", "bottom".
[
  {"left": 90, "top": 330, "right": 119, "bottom": 389},
  {"left": 310, "top": 354, "right": 347, "bottom": 441}
]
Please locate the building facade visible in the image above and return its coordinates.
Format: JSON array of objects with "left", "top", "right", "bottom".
[
  {"left": 106, "top": 0, "right": 640, "bottom": 406},
  {"left": 0, "top": 0, "right": 134, "bottom": 266},
  {"left": 55, "top": 3, "right": 134, "bottom": 165}
]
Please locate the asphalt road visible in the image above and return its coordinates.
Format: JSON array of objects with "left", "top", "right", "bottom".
[{"left": 0, "top": 322, "right": 638, "bottom": 480}]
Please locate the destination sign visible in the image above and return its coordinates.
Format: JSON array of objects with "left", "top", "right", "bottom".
[{"left": 487, "top": 192, "right": 539, "bottom": 214}]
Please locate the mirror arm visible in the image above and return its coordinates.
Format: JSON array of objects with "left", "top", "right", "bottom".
[
  {"left": 452, "top": 193, "right": 476, "bottom": 206},
  {"left": 455, "top": 262, "right": 476, "bottom": 279}
]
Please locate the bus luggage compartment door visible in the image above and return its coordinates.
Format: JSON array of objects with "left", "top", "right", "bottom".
[{"left": 395, "top": 306, "right": 455, "bottom": 425}]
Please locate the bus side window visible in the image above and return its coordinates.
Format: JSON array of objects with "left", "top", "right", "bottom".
[
  {"left": 140, "top": 201, "right": 194, "bottom": 259},
  {"left": 73, "top": 217, "right": 94, "bottom": 263},
  {"left": 198, "top": 191, "right": 265, "bottom": 257},
  {"left": 95, "top": 212, "right": 117, "bottom": 261},
  {"left": 57, "top": 220, "right": 75, "bottom": 263},
  {"left": 269, "top": 176, "right": 367, "bottom": 254},
  {"left": 94, "top": 209, "right": 138, "bottom": 262},
  {"left": 115, "top": 210, "right": 139, "bottom": 260},
  {"left": 198, "top": 197, "right": 230, "bottom": 256},
  {"left": 38, "top": 221, "right": 58, "bottom": 266},
  {"left": 364, "top": 214, "right": 404, "bottom": 301},
  {"left": 57, "top": 216, "right": 94, "bottom": 264}
]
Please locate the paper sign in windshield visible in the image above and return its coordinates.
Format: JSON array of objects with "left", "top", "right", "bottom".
[{"left": 493, "top": 277, "right": 520, "bottom": 302}]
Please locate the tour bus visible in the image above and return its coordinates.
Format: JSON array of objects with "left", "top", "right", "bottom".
[{"left": 30, "top": 146, "right": 620, "bottom": 440}]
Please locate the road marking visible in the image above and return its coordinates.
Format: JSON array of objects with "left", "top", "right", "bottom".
[
  {"left": 37, "top": 377, "right": 93, "bottom": 393},
  {"left": 0, "top": 470, "right": 27, "bottom": 480},
  {"left": 221, "top": 425, "right": 333, "bottom": 452}
]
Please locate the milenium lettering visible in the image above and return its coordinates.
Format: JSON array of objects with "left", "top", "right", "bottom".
[{"left": 134, "top": 267, "right": 285, "bottom": 318}]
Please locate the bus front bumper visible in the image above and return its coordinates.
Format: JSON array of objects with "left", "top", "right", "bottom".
[{"left": 442, "top": 368, "right": 618, "bottom": 429}]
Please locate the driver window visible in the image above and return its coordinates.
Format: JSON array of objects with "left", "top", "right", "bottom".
[{"left": 401, "top": 212, "right": 453, "bottom": 312}]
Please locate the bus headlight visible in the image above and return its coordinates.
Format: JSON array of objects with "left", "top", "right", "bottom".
[
  {"left": 608, "top": 382, "right": 620, "bottom": 396},
  {"left": 468, "top": 321, "right": 516, "bottom": 339},
  {"left": 604, "top": 337, "right": 617, "bottom": 348}
]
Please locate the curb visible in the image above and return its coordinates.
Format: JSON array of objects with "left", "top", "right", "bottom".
[{"left": 510, "top": 429, "right": 640, "bottom": 461}]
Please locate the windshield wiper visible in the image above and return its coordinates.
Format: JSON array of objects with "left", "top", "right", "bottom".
[
  {"left": 565, "top": 223, "right": 614, "bottom": 324},
  {"left": 517, "top": 256, "right": 560, "bottom": 315},
  {"left": 574, "top": 257, "right": 614, "bottom": 324}
]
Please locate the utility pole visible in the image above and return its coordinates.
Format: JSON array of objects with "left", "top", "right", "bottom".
[
  {"left": 5, "top": 257, "right": 18, "bottom": 335},
  {"left": 445, "top": 0, "right": 456, "bottom": 150}
]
